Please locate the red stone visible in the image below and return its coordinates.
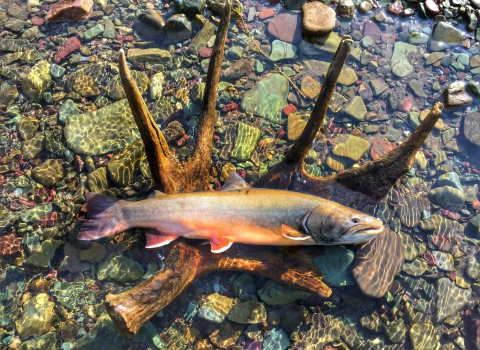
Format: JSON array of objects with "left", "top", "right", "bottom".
[
  {"left": 370, "top": 140, "right": 396, "bottom": 160},
  {"left": 53, "top": 36, "right": 81, "bottom": 63},
  {"left": 46, "top": 0, "right": 94, "bottom": 23},
  {"left": 283, "top": 103, "right": 297, "bottom": 115},
  {"left": 387, "top": 0, "right": 403, "bottom": 15},
  {"left": 125, "top": 35, "right": 134, "bottom": 42},
  {"left": 31, "top": 16, "right": 45, "bottom": 26},
  {"left": 222, "top": 103, "right": 238, "bottom": 112},
  {"left": 259, "top": 8, "right": 275, "bottom": 19},
  {"left": 0, "top": 233, "right": 22, "bottom": 258},
  {"left": 398, "top": 97, "right": 412, "bottom": 112},
  {"left": 472, "top": 198, "right": 480, "bottom": 210},
  {"left": 432, "top": 236, "right": 451, "bottom": 251},
  {"left": 363, "top": 21, "right": 381, "bottom": 42},
  {"left": 425, "top": 0, "right": 440, "bottom": 14},
  {"left": 198, "top": 47, "right": 213, "bottom": 58},
  {"left": 267, "top": 9, "right": 303, "bottom": 44},
  {"left": 423, "top": 252, "right": 436, "bottom": 266},
  {"left": 269, "top": 0, "right": 280, "bottom": 5},
  {"left": 439, "top": 75, "right": 447, "bottom": 83},
  {"left": 40, "top": 212, "right": 58, "bottom": 228}
]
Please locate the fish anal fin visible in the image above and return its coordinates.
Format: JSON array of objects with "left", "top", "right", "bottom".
[
  {"left": 210, "top": 236, "right": 234, "bottom": 253},
  {"left": 145, "top": 229, "right": 179, "bottom": 248},
  {"left": 220, "top": 172, "right": 251, "bottom": 192},
  {"left": 281, "top": 224, "right": 311, "bottom": 241}
]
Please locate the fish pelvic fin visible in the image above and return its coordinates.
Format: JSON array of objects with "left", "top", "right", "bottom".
[
  {"left": 281, "top": 224, "right": 312, "bottom": 241},
  {"left": 210, "top": 236, "right": 234, "bottom": 253},
  {"left": 220, "top": 172, "right": 251, "bottom": 192},
  {"left": 77, "top": 193, "right": 128, "bottom": 241},
  {"left": 145, "top": 230, "right": 179, "bottom": 248}
]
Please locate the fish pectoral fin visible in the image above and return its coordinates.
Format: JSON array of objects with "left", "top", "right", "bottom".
[
  {"left": 210, "top": 236, "right": 234, "bottom": 253},
  {"left": 220, "top": 172, "right": 251, "bottom": 192},
  {"left": 145, "top": 230, "right": 179, "bottom": 248},
  {"left": 150, "top": 190, "right": 166, "bottom": 197},
  {"left": 281, "top": 224, "right": 311, "bottom": 241}
]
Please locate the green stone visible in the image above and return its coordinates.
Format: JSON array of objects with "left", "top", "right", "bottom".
[
  {"left": 107, "top": 139, "right": 145, "bottom": 187},
  {"left": 383, "top": 318, "right": 406, "bottom": 343},
  {"left": 20, "top": 204, "right": 52, "bottom": 224},
  {"left": 15, "top": 293, "right": 55, "bottom": 338},
  {"left": 241, "top": 73, "right": 289, "bottom": 124},
  {"left": 227, "top": 46, "right": 243, "bottom": 60},
  {"left": 409, "top": 321, "right": 438, "bottom": 350},
  {"left": 310, "top": 31, "right": 341, "bottom": 54},
  {"left": 197, "top": 293, "right": 234, "bottom": 323},
  {"left": 84, "top": 24, "right": 104, "bottom": 41},
  {"left": 97, "top": 252, "right": 145, "bottom": 283},
  {"left": 342, "top": 96, "right": 367, "bottom": 121},
  {"left": 257, "top": 280, "right": 310, "bottom": 305},
  {"left": 392, "top": 60, "right": 413, "bottom": 78},
  {"left": 468, "top": 214, "right": 480, "bottom": 234},
  {"left": 312, "top": 246, "right": 356, "bottom": 286},
  {"left": 127, "top": 48, "right": 171, "bottom": 64},
  {"left": 457, "top": 53, "right": 470, "bottom": 66},
  {"left": 65, "top": 99, "right": 139, "bottom": 155},
  {"left": 434, "top": 278, "right": 472, "bottom": 323},
  {"left": 103, "top": 19, "right": 116, "bottom": 39},
  {"left": 268, "top": 40, "right": 297, "bottom": 62},
  {"left": 19, "top": 332, "right": 58, "bottom": 350},
  {"left": 50, "top": 63, "right": 66, "bottom": 78},
  {"left": 231, "top": 123, "right": 261, "bottom": 161},
  {"left": 408, "top": 79, "right": 428, "bottom": 98},
  {"left": 165, "top": 14, "right": 192, "bottom": 43},
  {"left": 87, "top": 167, "right": 110, "bottom": 193},
  {"left": 437, "top": 172, "right": 463, "bottom": 192},
  {"left": 255, "top": 60, "right": 264, "bottom": 74},
  {"left": 22, "top": 60, "right": 51, "bottom": 102},
  {"left": 25, "top": 239, "right": 63, "bottom": 268},
  {"left": 361, "top": 36, "right": 373, "bottom": 48},
  {"left": 106, "top": 70, "right": 149, "bottom": 100},
  {"left": 32, "top": 159, "right": 64, "bottom": 187},
  {"left": 428, "top": 186, "right": 465, "bottom": 212},
  {"left": 332, "top": 134, "right": 370, "bottom": 161}
]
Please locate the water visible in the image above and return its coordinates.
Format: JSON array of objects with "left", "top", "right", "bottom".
[{"left": 0, "top": 0, "right": 479, "bottom": 348}]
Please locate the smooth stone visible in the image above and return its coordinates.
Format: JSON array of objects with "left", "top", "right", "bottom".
[
  {"left": 58, "top": 99, "right": 81, "bottom": 124},
  {"left": 187, "top": 21, "right": 216, "bottom": 54},
  {"left": 107, "top": 139, "right": 144, "bottom": 187},
  {"left": 198, "top": 293, "right": 234, "bottom": 323},
  {"left": 361, "top": 36, "right": 374, "bottom": 48},
  {"left": 223, "top": 58, "right": 250, "bottom": 80},
  {"left": 226, "top": 300, "right": 266, "bottom": 324},
  {"left": 32, "top": 159, "right": 64, "bottom": 187},
  {"left": 15, "top": 293, "right": 55, "bottom": 338},
  {"left": 428, "top": 186, "right": 465, "bottom": 212},
  {"left": 309, "top": 31, "right": 342, "bottom": 54},
  {"left": 342, "top": 96, "right": 367, "bottom": 121},
  {"left": 467, "top": 214, "right": 480, "bottom": 234},
  {"left": 50, "top": 63, "right": 66, "bottom": 78},
  {"left": 22, "top": 60, "right": 51, "bottom": 102},
  {"left": 127, "top": 48, "right": 171, "bottom": 64},
  {"left": 409, "top": 32, "right": 429, "bottom": 45},
  {"left": 438, "top": 172, "right": 463, "bottom": 192},
  {"left": 409, "top": 79, "right": 428, "bottom": 98},
  {"left": 227, "top": 46, "right": 243, "bottom": 60},
  {"left": 311, "top": 246, "right": 355, "bottom": 286},
  {"left": 391, "top": 42, "right": 424, "bottom": 67},
  {"left": 434, "top": 278, "right": 471, "bottom": 323},
  {"left": 409, "top": 321, "right": 438, "bottom": 350},
  {"left": 268, "top": 40, "right": 297, "bottom": 62},
  {"left": 332, "top": 134, "right": 370, "bottom": 161},
  {"left": 241, "top": 74, "right": 289, "bottom": 124},
  {"left": 300, "top": 75, "right": 320, "bottom": 99},
  {"left": 426, "top": 52, "right": 444, "bottom": 65},
  {"left": 165, "top": 14, "right": 192, "bottom": 43},
  {"left": 257, "top": 280, "right": 310, "bottom": 305},
  {"left": 150, "top": 72, "right": 164, "bottom": 100},
  {"left": 267, "top": 10, "right": 302, "bottom": 44},
  {"left": 444, "top": 81, "right": 473, "bottom": 109},
  {"left": 392, "top": 60, "right": 413, "bottom": 78},
  {"left": 263, "top": 328, "right": 291, "bottom": 350},
  {"left": 97, "top": 252, "right": 144, "bottom": 283},
  {"left": 84, "top": 24, "right": 104, "bottom": 41},
  {"left": 25, "top": 239, "right": 62, "bottom": 268},
  {"left": 464, "top": 112, "right": 480, "bottom": 147},
  {"left": 337, "top": 0, "right": 354, "bottom": 18},
  {"left": 431, "top": 251, "right": 454, "bottom": 271},
  {"left": 301, "top": 1, "right": 335, "bottom": 37},
  {"left": 231, "top": 122, "right": 261, "bottom": 162},
  {"left": 430, "top": 21, "right": 464, "bottom": 51},
  {"left": 287, "top": 113, "right": 307, "bottom": 140},
  {"left": 87, "top": 167, "right": 110, "bottom": 193}
]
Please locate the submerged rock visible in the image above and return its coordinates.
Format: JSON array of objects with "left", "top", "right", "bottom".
[
  {"left": 434, "top": 278, "right": 471, "bottom": 323},
  {"left": 312, "top": 246, "right": 356, "bottom": 286},
  {"left": 301, "top": 1, "right": 335, "bottom": 37},
  {"left": 15, "top": 293, "right": 55, "bottom": 338},
  {"left": 257, "top": 280, "right": 310, "bottom": 305},
  {"left": 97, "top": 252, "right": 145, "bottom": 283},
  {"left": 231, "top": 122, "right": 261, "bottom": 162},
  {"left": 226, "top": 300, "right": 266, "bottom": 324},
  {"left": 198, "top": 293, "right": 235, "bottom": 323},
  {"left": 22, "top": 60, "right": 51, "bottom": 102}
]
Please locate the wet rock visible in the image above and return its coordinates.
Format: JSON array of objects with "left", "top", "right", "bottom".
[
  {"left": 150, "top": 72, "right": 164, "bottom": 100},
  {"left": 428, "top": 186, "right": 464, "bottom": 212},
  {"left": 257, "top": 280, "right": 310, "bottom": 305},
  {"left": 103, "top": 18, "right": 116, "bottom": 39},
  {"left": 106, "top": 71, "right": 149, "bottom": 100},
  {"left": 198, "top": 293, "right": 235, "bottom": 323},
  {"left": 419, "top": 214, "right": 464, "bottom": 239},
  {"left": 312, "top": 246, "right": 355, "bottom": 286},
  {"left": 342, "top": 96, "right": 367, "bottom": 121},
  {"left": 360, "top": 313, "right": 383, "bottom": 333},
  {"left": 226, "top": 300, "right": 266, "bottom": 324},
  {"left": 187, "top": 21, "right": 216, "bottom": 54},
  {"left": 301, "top": 1, "right": 335, "bottom": 36},
  {"left": 268, "top": 40, "right": 297, "bottom": 62},
  {"left": 434, "top": 278, "right": 471, "bottom": 323},
  {"left": 22, "top": 60, "right": 51, "bottom": 102},
  {"left": 332, "top": 134, "right": 369, "bottom": 162},
  {"left": 409, "top": 79, "right": 428, "bottom": 98},
  {"left": 87, "top": 167, "right": 110, "bottom": 193},
  {"left": 0, "top": 39, "right": 30, "bottom": 52},
  {"left": 17, "top": 116, "right": 39, "bottom": 141},
  {"left": 65, "top": 99, "right": 139, "bottom": 155},
  {"left": 383, "top": 318, "right": 406, "bottom": 343},
  {"left": 464, "top": 112, "right": 480, "bottom": 148},
  {"left": 0, "top": 267, "right": 25, "bottom": 327},
  {"left": 32, "top": 159, "right": 64, "bottom": 187},
  {"left": 127, "top": 48, "right": 171, "bottom": 64},
  {"left": 84, "top": 24, "right": 104, "bottom": 41},
  {"left": 165, "top": 14, "right": 192, "bottom": 42},
  {"left": 0, "top": 83, "right": 19, "bottom": 109},
  {"left": 135, "top": 9, "right": 165, "bottom": 39},
  {"left": 301, "top": 75, "right": 320, "bottom": 99},
  {"left": 402, "top": 258, "right": 428, "bottom": 276},
  {"left": 444, "top": 81, "right": 472, "bottom": 109},
  {"left": 208, "top": 320, "right": 244, "bottom": 348},
  {"left": 267, "top": 9, "right": 302, "bottom": 44},
  {"left": 54, "top": 37, "right": 81, "bottom": 64},
  {"left": 231, "top": 122, "right": 261, "bottom": 161},
  {"left": 241, "top": 73, "right": 288, "bottom": 124},
  {"left": 431, "top": 251, "right": 454, "bottom": 271},
  {"left": 19, "top": 331, "right": 58, "bottom": 350},
  {"left": 79, "top": 242, "right": 107, "bottom": 263},
  {"left": 409, "top": 321, "right": 438, "bottom": 349},
  {"left": 223, "top": 58, "right": 250, "bottom": 80},
  {"left": 227, "top": 46, "right": 243, "bottom": 60},
  {"left": 184, "top": 0, "right": 206, "bottom": 15},
  {"left": 15, "top": 293, "right": 55, "bottom": 338},
  {"left": 426, "top": 52, "right": 444, "bottom": 65},
  {"left": 107, "top": 139, "right": 145, "bottom": 187},
  {"left": 291, "top": 315, "right": 343, "bottom": 349},
  {"left": 263, "top": 328, "right": 291, "bottom": 350},
  {"left": 370, "top": 140, "right": 396, "bottom": 160},
  {"left": 430, "top": 21, "right": 464, "bottom": 51},
  {"left": 20, "top": 204, "right": 52, "bottom": 224},
  {"left": 465, "top": 255, "right": 480, "bottom": 280},
  {"left": 337, "top": 0, "right": 354, "bottom": 18},
  {"left": 0, "top": 233, "right": 22, "bottom": 258},
  {"left": 287, "top": 113, "right": 307, "bottom": 140},
  {"left": 25, "top": 239, "right": 62, "bottom": 267},
  {"left": 438, "top": 172, "right": 462, "bottom": 191},
  {"left": 46, "top": 0, "right": 93, "bottom": 22},
  {"left": 284, "top": 0, "right": 305, "bottom": 9},
  {"left": 468, "top": 214, "right": 480, "bottom": 235},
  {"left": 97, "top": 252, "right": 145, "bottom": 283},
  {"left": 73, "top": 75, "right": 100, "bottom": 97},
  {"left": 392, "top": 60, "right": 413, "bottom": 77}
]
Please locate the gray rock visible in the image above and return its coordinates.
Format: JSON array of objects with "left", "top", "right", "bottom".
[
  {"left": 103, "top": 19, "right": 116, "bottom": 39},
  {"left": 84, "top": 24, "right": 104, "bottom": 41},
  {"left": 408, "top": 79, "right": 428, "bottom": 98},
  {"left": 58, "top": 99, "right": 81, "bottom": 124},
  {"left": 438, "top": 172, "right": 463, "bottom": 192},
  {"left": 184, "top": 0, "right": 206, "bottom": 16},
  {"left": 430, "top": 22, "right": 464, "bottom": 51},
  {"left": 428, "top": 186, "right": 465, "bottom": 212},
  {"left": 342, "top": 96, "right": 367, "bottom": 121},
  {"left": 97, "top": 252, "right": 145, "bottom": 283},
  {"left": 165, "top": 14, "right": 192, "bottom": 42},
  {"left": 434, "top": 278, "right": 471, "bottom": 323}
]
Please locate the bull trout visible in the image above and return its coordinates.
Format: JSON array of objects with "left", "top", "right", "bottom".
[{"left": 77, "top": 173, "right": 384, "bottom": 252}]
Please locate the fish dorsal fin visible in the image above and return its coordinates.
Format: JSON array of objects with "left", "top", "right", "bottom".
[
  {"left": 220, "top": 172, "right": 250, "bottom": 192},
  {"left": 281, "top": 224, "right": 311, "bottom": 241}
]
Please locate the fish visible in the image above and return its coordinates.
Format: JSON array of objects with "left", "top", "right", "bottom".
[{"left": 77, "top": 173, "right": 384, "bottom": 253}]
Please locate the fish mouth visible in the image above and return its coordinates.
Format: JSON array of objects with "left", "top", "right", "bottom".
[{"left": 342, "top": 224, "right": 384, "bottom": 243}]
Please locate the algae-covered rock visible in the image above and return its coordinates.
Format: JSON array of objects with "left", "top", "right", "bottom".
[
  {"left": 107, "top": 139, "right": 145, "bottom": 187},
  {"left": 17, "top": 116, "right": 39, "bottom": 141},
  {"left": 25, "top": 239, "right": 63, "bottom": 267},
  {"left": 32, "top": 159, "right": 64, "bottom": 187},
  {"left": 312, "top": 246, "right": 355, "bottom": 286},
  {"left": 50, "top": 281, "right": 84, "bottom": 310},
  {"left": 87, "top": 167, "right": 111, "bottom": 193},
  {"left": 409, "top": 321, "right": 439, "bottom": 350},
  {"left": 198, "top": 293, "right": 235, "bottom": 323},
  {"left": 19, "top": 204, "right": 52, "bottom": 224},
  {"left": 231, "top": 123, "right": 261, "bottom": 161},
  {"left": 241, "top": 74, "right": 289, "bottom": 124},
  {"left": 434, "top": 278, "right": 471, "bottom": 323},
  {"left": 19, "top": 331, "right": 58, "bottom": 350},
  {"left": 0, "top": 267, "right": 26, "bottom": 327},
  {"left": 428, "top": 186, "right": 465, "bottom": 212},
  {"left": 106, "top": 71, "right": 149, "bottom": 100},
  {"left": 65, "top": 99, "right": 139, "bottom": 155},
  {"left": 97, "top": 252, "right": 145, "bottom": 283},
  {"left": 257, "top": 280, "right": 310, "bottom": 305},
  {"left": 332, "top": 134, "right": 370, "bottom": 162},
  {"left": 15, "top": 293, "right": 55, "bottom": 338}
]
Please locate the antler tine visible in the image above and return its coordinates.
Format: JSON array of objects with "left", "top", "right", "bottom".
[
  {"left": 284, "top": 35, "right": 353, "bottom": 164},
  {"left": 118, "top": 49, "right": 178, "bottom": 192},
  {"left": 194, "top": 0, "right": 232, "bottom": 162}
]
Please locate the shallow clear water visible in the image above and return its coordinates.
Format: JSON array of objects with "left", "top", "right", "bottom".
[{"left": 0, "top": 0, "right": 479, "bottom": 348}]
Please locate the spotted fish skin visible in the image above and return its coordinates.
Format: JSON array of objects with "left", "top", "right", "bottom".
[{"left": 77, "top": 178, "right": 384, "bottom": 252}]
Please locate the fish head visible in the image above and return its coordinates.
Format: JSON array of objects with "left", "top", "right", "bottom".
[{"left": 302, "top": 205, "right": 384, "bottom": 245}]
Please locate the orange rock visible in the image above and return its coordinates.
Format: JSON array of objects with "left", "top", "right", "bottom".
[
  {"left": 46, "top": 0, "right": 94, "bottom": 23},
  {"left": 259, "top": 8, "right": 275, "bottom": 20}
]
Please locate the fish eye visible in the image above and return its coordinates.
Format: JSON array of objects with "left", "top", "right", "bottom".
[{"left": 352, "top": 217, "right": 360, "bottom": 224}]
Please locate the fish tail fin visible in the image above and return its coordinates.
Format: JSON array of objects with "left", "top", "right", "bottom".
[{"left": 77, "top": 192, "right": 129, "bottom": 240}]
